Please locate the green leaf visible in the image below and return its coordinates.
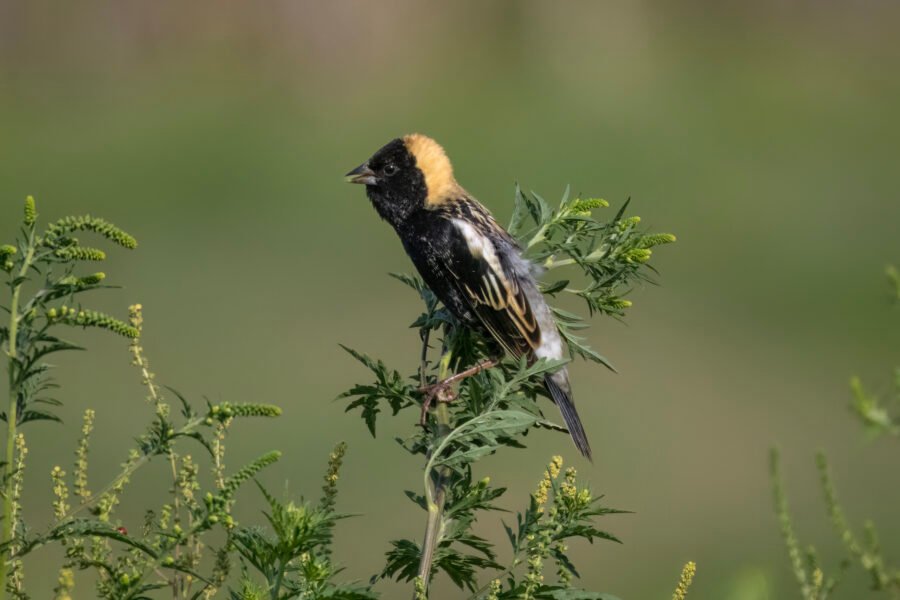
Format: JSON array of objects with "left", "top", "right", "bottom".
[
  {"left": 508, "top": 183, "right": 529, "bottom": 237},
  {"left": 430, "top": 410, "right": 540, "bottom": 472}
]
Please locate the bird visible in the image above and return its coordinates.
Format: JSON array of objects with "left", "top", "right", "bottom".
[{"left": 345, "top": 134, "right": 592, "bottom": 459}]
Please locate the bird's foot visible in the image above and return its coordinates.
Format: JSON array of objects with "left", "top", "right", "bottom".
[
  {"left": 417, "top": 359, "right": 500, "bottom": 425},
  {"left": 418, "top": 381, "right": 457, "bottom": 425}
]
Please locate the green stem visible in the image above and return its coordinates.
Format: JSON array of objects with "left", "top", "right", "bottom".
[
  {"left": 78, "top": 418, "right": 208, "bottom": 522},
  {"left": 416, "top": 351, "right": 454, "bottom": 597},
  {"left": 526, "top": 224, "right": 549, "bottom": 249},
  {"left": 270, "top": 558, "right": 286, "bottom": 600},
  {"left": 169, "top": 451, "right": 182, "bottom": 599},
  {"left": 1, "top": 234, "right": 35, "bottom": 599}
]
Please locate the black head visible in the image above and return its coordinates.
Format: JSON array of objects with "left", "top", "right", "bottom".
[{"left": 346, "top": 134, "right": 458, "bottom": 228}]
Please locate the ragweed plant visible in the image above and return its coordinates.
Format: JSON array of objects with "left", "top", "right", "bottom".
[
  {"left": 771, "top": 268, "right": 900, "bottom": 599},
  {"left": 0, "top": 198, "right": 371, "bottom": 599},
  {"left": 1, "top": 196, "right": 139, "bottom": 597},
  {"left": 341, "top": 187, "right": 677, "bottom": 598},
  {"left": 848, "top": 265, "right": 900, "bottom": 439},
  {"left": 229, "top": 444, "right": 377, "bottom": 600},
  {"left": 2, "top": 192, "right": 684, "bottom": 598}
]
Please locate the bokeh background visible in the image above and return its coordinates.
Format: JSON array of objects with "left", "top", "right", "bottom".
[{"left": 2, "top": 1, "right": 899, "bottom": 598}]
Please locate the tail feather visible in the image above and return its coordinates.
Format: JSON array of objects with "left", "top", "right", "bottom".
[{"left": 544, "top": 371, "right": 592, "bottom": 461}]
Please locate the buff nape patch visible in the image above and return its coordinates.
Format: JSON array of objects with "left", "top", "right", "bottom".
[{"left": 403, "top": 133, "right": 458, "bottom": 205}]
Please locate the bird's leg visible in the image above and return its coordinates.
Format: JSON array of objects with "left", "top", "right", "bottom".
[
  {"left": 418, "top": 358, "right": 500, "bottom": 425},
  {"left": 435, "top": 358, "right": 500, "bottom": 392}
]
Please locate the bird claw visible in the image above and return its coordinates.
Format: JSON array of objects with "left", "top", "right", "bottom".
[{"left": 418, "top": 381, "right": 458, "bottom": 425}]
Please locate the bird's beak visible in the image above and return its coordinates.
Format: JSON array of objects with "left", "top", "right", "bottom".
[{"left": 345, "top": 163, "right": 377, "bottom": 185}]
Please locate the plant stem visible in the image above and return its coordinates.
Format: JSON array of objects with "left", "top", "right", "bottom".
[
  {"left": 63, "top": 415, "right": 206, "bottom": 521},
  {"left": 416, "top": 351, "right": 453, "bottom": 597},
  {"left": 169, "top": 451, "right": 182, "bottom": 599},
  {"left": 270, "top": 559, "right": 286, "bottom": 600},
  {"left": 1, "top": 234, "right": 35, "bottom": 600}
]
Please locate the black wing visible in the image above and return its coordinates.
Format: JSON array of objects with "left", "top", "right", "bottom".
[{"left": 440, "top": 216, "right": 542, "bottom": 359}]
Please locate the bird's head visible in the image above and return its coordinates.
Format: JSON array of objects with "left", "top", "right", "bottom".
[{"left": 346, "top": 134, "right": 458, "bottom": 226}]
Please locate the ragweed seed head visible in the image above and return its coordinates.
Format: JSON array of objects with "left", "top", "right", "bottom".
[
  {"left": 54, "top": 246, "right": 106, "bottom": 262},
  {"left": 619, "top": 215, "right": 641, "bottom": 230},
  {"left": 24, "top": 196, "right": 37, "bottom": 226},
  {"left": 638, "top": 233, "right": 677, "bottom": 248},
  {"left": 533, "top": 475, "right": 552, "bottom": 510},
  {"left": 65, "top": 309, "right": 139, "bottom": 338},
  {"left": 74, "top": 409, "right": 95, "bottom": 502},
  {"left": 79, "top": 272, "right": 106, "bottom": 285},
  {"left": 44, "top": 215, "right": 137, "bottom": 249},
  {"left": 51, "top": 466, "right": 70, "bottom": 521},
  {"left": 625, "top": 248, "right": 652, "bottom": 263},
  {"left": 549, "top": 455, "right": 563, "bottom": 479},
  {"left": 486, "top": 578, "right": 502, "bottom": 600},
  {"left": 570, "top": 197, "right": 609, "bottom": 215},
  {"left": 54, "top": 568, "right": 75, "bottom": 600},
  {"left": 321, "top": 441, "right": 348, "bottom": 512},
  {"left": 671, "top": 561, "right": 697, "bottom": 600}
]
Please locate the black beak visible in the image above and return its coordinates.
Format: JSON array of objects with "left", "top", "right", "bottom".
[{"left": 345, "top": 163, "right": 377, "bottom": 185}]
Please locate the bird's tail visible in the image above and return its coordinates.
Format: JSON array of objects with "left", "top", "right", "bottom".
[{"left": 544, "top": 370, "right": 592, "bottom": 461}]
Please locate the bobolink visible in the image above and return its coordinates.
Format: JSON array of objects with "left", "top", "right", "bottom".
[{"left": 346, "top": 134, "right": 591, "bottom": 459}]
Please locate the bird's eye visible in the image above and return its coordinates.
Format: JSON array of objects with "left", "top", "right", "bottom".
[{"left": 383, "top": 164, "right": 399, "bottom": 177}]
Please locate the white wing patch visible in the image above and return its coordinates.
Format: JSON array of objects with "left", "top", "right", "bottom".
[
  {"left": 452, "top": 217, "right": 565, "bottom": 361},
  {"left": 452, "top": 219, "right": 505, "bottom": 276}
]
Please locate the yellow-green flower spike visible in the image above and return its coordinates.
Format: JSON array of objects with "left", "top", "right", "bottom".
[
  {"left": 24, "top": 196, "right": 37, "bottom": 226},
  {"left": 638, "top": 233, "right": 677, "bottom": 248},
  {"left": 321, "top": 442, "right": 347, "bottom": 512},
  {"left": 570, "top": 197, "right": 609, "bottom": 215},
  {"left": 220, "top": 451, "right": 281, "bottom": 499},
  {"left": 548, "top": 455, "right": 563, "bottom": 479},
  {"left": 45, "top": 215, "right": 137, "bottom": 249},
  {"left": 51, "top": 466, "right": 70, "bottom": 521},
  {"left": 625, "top": 248, "right": 652, "bottom": 263},
  {"left": 608, "top": 298, "right": 633, "bottom": 310},
  {"left": 485, "top": 579, "right": 502, "bottom": 600},
  {"left": 58, "top": 308, "right": 139, "bottom": 338},
  {"left": 53, "top": 568, "right": 75, "bottom": 600},
  {"left": 671, "top": 561, "right": 697, "bottom": 600},
  {"left": 0, "top": 245, "right": 16, "bottom": 259},
  {"left": 79, "top": 272, "right": 106, "bottom": 285},
  {"left": 54, "top": 247, "right": 107, "bottom": 262},
  {"left": 74, "top": 409, "right": 95, "bottom": 502},
  {"left": 619, "top": 215, "right": 641, "bottom": 230}
]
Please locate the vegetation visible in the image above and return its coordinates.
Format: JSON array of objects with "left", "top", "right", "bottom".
[
  {"left": 0, "top": 192, "right": 686, "bottom": 599},
  {"left": 340, "top": 186, "right": 677, "bottom": 598},
  {"left": 771, "top": 268, "right": 900, "bottom": 599}
]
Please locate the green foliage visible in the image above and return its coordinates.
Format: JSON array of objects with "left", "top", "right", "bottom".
[
  {"left": 231, "top": 451, "right": 377, "bottom": 600},
  {"left": 341, "top": 187, "right": 675, "bottom": 597},
  {"left": 0, "top": 198, "right": 369, "bottom": 599},
  {"left": 2, "top": 190, "right": 679, "bottom": 599},
  {"left": 771, "top": 268, "right": 900, "bottom": 600},
  {"left": 848, "top": 267, "right": 900, "bottom": 438}
]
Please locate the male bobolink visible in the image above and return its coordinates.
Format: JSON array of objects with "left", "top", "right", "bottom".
[{"left": 346, "top": 134, "right": 592, "bottom": 459}]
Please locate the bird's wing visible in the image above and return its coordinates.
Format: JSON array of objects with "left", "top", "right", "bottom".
[{"left": 443, "top": 217, "right": 542, "bottom": 358}]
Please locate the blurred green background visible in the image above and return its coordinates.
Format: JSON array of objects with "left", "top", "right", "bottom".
[{"left": 2, "top": 1, "right": 899, "bottom": 598}]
